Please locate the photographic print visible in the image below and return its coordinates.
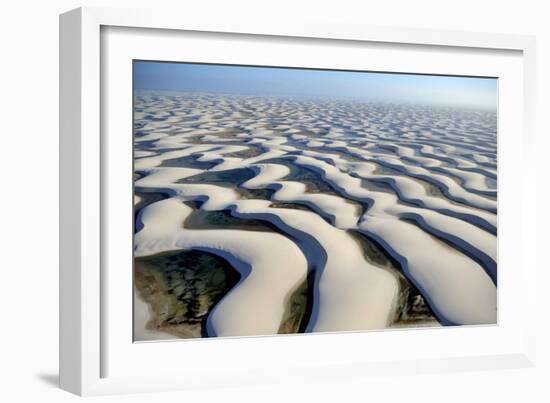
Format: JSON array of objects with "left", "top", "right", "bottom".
[{"left": 132, "top": 61, "right": 497, "bottom": 341}]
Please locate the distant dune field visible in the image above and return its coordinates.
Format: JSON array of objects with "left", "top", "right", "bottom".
[{"left": 133, "top": 93, "right": 497, "bottom": 341}]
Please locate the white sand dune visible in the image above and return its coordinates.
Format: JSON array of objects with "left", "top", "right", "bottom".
[
  {"left": 136, "top": 167, "right": 399, "bottom": 332},
  {"left": 358, "top": 217, "right": 496, "bottom": 325},
  {"left": 133, "top": 93, "right": 498, "bottom": 338},
  {"left": 244, "top": 164, "right": 361, "bottom": 229},
  {"left": 286, "top": 147, "right": 497, "bottom": 230},
  {"left": 288, "top": 154, "right": 497, "bottom": 257},
  {"left": 135, "top": 198, "right": 308, "bottom": 337}
]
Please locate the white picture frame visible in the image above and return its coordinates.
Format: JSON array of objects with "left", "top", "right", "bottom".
[{"left": 59, "top": 6, "right": 537, "bottom": 396}]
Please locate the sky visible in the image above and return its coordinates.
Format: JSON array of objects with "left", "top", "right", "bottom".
[{"left": 134, "top": 61, "right": 497, "bottom": 109}]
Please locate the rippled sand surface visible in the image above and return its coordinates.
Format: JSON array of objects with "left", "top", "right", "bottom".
[{"left": 133, "top": 93, "right": 497, "bottom": 340}]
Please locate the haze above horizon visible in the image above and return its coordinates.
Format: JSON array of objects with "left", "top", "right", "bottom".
[{"left": 134, "top": 61, "right": 497, "bottom": 109}]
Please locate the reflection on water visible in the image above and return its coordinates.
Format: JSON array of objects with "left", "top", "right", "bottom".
[
  {"left": 134, "top": 92, "right": 497, "bottom": 339},
  {"left": 135, "top": 250, "right": 241, "bottom": 338}
]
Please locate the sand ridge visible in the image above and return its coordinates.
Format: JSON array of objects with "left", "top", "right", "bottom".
[{"left": 133, "top": 93, "right": 497, "bottom": 338}]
